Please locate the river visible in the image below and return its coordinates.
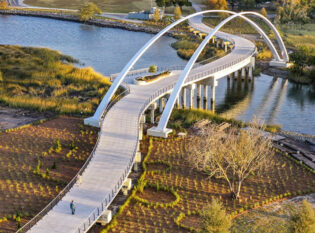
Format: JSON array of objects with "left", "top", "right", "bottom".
[{"left": 0, "top": 15, "right": 314, "bottom": 135}]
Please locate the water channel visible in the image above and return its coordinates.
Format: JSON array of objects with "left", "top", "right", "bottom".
[{"left": 0, "top": 15, "right": 314, "bottom": 135}]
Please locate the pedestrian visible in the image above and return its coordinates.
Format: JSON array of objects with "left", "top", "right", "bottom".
[
  {"left": 70, "top": 200, "right": 76, "bottom": 215},
  {"left": 77, "top": 174, "right": 82, "bottom": 186}
]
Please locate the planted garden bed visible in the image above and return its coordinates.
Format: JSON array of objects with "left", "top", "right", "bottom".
[
  {"left": 95, "top": 133, "right": 315, "bottom": 233},
  {"left": 134, "top": 70, "right": 171, "bottom": 85},
  {"left": 0, "top": 116, "right": 98, "bottom": 232}
]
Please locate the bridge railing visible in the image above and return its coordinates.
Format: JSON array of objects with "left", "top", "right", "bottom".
[
  {"left": 146, "top": 47, "right": 256, "bottom": 104},
  {"left": 15, "top": 88, "right": 130, "bottom": 233},
  {"left": 76, "top": 102, "right": 141, "bottom": 233},
  {"left": 73, "top": 45, "right": 256, "bottom": 233},
  {"left": 18, "top": 41, "right": 255, "bottom": 233}
]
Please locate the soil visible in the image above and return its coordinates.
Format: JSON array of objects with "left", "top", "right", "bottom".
[
  {"left": 256, "top": 60, "right": 289, "bottom": 78},
  {"left": 102, "top": 136, "right": 315, "bottom": 233},
  {"left": 0, "top": 116, "right": 98, "bottom": 232},
  {"left": 137, "top": 187, "right": 176, "bottom": 204},
  {"left": 0, "top": 106, "right": 55, "bottom": 131},
  {"left": 180, "top": 214, "right": 201, "bottom": 231},
  {"left": 146, "top": 163, "right": 169, "bottom": 172},
  {"left": 232, "top": 193, "right": 315, "bottom": 232}
]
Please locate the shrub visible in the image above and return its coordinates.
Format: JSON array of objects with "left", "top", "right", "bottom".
[
  {"left": 51, "top": 160, "right": 57, "bottom": 169},
  {"left": 0, "top": 0, "right": 8, "bottom": 9},
  {"left": 290, "top": 199, "right": 315, "bottom": 233},
  {"left": 149, "top": 65, "right": 157, "bottom": 73},
  {"left": 200, "top": 199, "right": 231, "bottom": 233}
]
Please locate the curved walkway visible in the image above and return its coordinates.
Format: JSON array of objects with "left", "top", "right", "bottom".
[{"left": 27, "top": 8, "right": 257, "bottom": 233}]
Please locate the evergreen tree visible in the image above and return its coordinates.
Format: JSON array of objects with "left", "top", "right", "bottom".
[
  {"left": 290, "top": 199, "right": 315, "bottom": 233},
  {"left": 261, "top": 7, "right": 268, "bottom": 18},
  {"left": 79, "top": 2, "right": 102, "bottom": 22},
  {"left": 153, "top": 8, "right": 160, "bottom": 22},
  {"left": 174, "top": 5, "right": 182, "bottom": 20},
  {"left": 0, "top": 0, "right": 8, "bottom": 9},
  {"left": 200, "top": 199, "right": 231, "bottom": 233}
]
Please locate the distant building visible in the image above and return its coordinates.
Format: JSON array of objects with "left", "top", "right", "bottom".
[{"left": 127, "top": 7, "right": 164, "bottom": 20}]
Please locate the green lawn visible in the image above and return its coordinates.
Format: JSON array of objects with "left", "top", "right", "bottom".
[{"left": 24, "top": 0, "right": 156, "bottom": 13}]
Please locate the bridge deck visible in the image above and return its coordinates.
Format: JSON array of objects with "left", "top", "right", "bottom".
[{"left": 27, "top": 6, "right": 255, "bottom": 233}]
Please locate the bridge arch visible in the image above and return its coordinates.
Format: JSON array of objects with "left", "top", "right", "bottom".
[
  {"left": 85, "top": 10, "right": 289, "bottom": 127},
  {"left": 152, "top": 11, "right": 288, "bottom": 135}
]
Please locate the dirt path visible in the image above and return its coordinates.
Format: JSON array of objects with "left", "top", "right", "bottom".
[{"left": 0, "top": 106, "right": 54, "bottom": 131}]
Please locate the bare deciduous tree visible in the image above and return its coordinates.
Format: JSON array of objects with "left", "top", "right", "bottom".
[{"left": 187, "top": 124, "right": 273, "bottom": 199}]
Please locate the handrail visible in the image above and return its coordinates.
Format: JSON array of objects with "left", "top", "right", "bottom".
[
  {"left": 17, "top": 39, "right": 255, "bottom": 233},
  {"left": 15, "top": 87, "right": 130, "bottom": 233},
  {"left": 72, "top": 43, "right": 252, "bottom": 233},
  {"left": 15, "top": 12, "right": 256, "bottom": 233},
  {"left": 75, "top": 100, "right": 141, "bottom": 233}
]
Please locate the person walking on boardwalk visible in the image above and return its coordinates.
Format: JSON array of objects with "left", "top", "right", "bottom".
[
  {"left": 77, "top": 174, "right": 82, "bottom": 186},
  {"left": 70, "top": 200, "right": 76, "bottom": 215}
]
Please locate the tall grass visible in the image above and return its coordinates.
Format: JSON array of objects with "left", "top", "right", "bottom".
[
  {"left": 0, "top": 45, "right": 112, "bottom": 115},
  {"left": 169, "top": 109, "right": 281, "bottom": 133}
]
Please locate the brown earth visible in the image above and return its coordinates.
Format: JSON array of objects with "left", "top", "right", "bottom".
[
  {"left": 136, "top": 187, "right": 176, "bottom": 205},
  {"left": 98, "top": 135, "right": 315, "bottom": 233},
  {"left": 0, "top": 116, "right": 98, "bottom": 232}
]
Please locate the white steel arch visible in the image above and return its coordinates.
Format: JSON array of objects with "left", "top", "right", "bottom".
[
  {"left": 155, "top": 12, "right": 288, "bottom": 133},
  {"left": 84, "top": 10, "right": 289, "bottom": 127}
]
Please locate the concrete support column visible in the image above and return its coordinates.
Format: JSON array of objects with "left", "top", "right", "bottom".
[
  {"left": 197, "top": 84, "right": 202, "bottom": 109},
  {"left": 234, "top": 71, "right": 238, "bottom": 79},
  {"left": 139, "top": 115, "right": 145, "bottom": 140},
  {"left": 159, "top": 98, "right": 164, "bottom": 113},
  {"left": 211, "top": 85, "right": 216, "bottom": 112},
  {"left": 182, "top": 87, "right": 187, "bottom": 109},
  {"left": 248, "top": 66, "right": 253, "bottom": 80},
  {"left": 150, "top": 109, "right": 155, "bottom": 124},
  {"left": 241, "top": 68, "right": 246, "bottom": 79},
  {"left": 203, "top": 84, "right": 208, "bottom": 110},
  {"left": 251, "top": 56, "right": 256, "bottom": 70},
  {"left": 176, "top": 96, "right": 180, "bottom": 108},
  {"left": 189, "top": 84, "right": 196, "bottom": 109},
  {"left": 209, "top": 78, "right": 218, "bottom": 112},
  {"left": 178, "top": 90, "right": 182, "bottom": 109},
  {"left": 227, "top": 76, "right": 231, "bottom": 90},
  {"left": 211, "top": 36, "right": 216, "bottom": 44},
  {"left": 216, "top": 39, "right": 220, "bottom": 48},
  {"left": 149, "top": 103, "right": 157, "bottom": 124}
]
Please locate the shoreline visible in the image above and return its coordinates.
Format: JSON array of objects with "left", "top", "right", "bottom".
[
  {"left": 0, "top": 9, "right": 182, "bottom": 36},
  {"left": 1, "top": 9, "right": 312, "bottom": 138}
]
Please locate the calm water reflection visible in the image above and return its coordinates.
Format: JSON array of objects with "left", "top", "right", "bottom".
[
  {"left": 0, "top": 15, "right": 186, "bottom": 75},
  {"left": 0, "top": 15, "right": 314, "bottom": 134},
  {"left": 216, "top": 75, "right": 315, "bottom": 135}
]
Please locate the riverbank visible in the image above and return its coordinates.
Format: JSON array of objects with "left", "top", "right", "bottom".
[
  {"left": 0, "top": 8, "right": 183, "bottom": 36},
  {"left": 256, "top": 60, "right": 289, "bottom": 78},
  {"left": 0, "top": 45, "right": 112, "bottom": 115}
]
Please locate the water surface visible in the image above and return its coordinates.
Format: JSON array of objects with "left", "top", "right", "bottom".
[{"left": 0, "top": 15, "right": 314, "bottom": 134}]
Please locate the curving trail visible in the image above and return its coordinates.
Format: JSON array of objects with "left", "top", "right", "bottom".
[{"left": 27, "top": 6, "right": 258, "bottom": 233}]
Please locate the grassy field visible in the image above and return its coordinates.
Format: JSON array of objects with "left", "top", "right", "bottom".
[
  {"left": 0, "top": 45, "right": 112, "bottom": 115},
  {"left": 203, "top": 16, "right": 272, "bottom": 35},
  {"left": 24, "top": 0, "right": 155, "bottom": 13},
  {"left": 89, "top": 131, "right": 314, "bottom": 233},
  {"left": 171, "top": 33, "right": 227, "bottom": 61},
  {"left": 232, "top": 195, "right": 315, "bottom": 232},
  {"left": 0, "top": 117, "right": 98, "bottom": 232},
  {"left": 280, "top": 23, "right": 315, "bottom": 52}
]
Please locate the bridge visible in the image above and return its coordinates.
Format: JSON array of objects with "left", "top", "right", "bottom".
[{"left": 19, "top": 8, "right": 289, "bottom": 233}]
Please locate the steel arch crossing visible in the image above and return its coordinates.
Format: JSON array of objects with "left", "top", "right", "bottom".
[{"left": 84, "top": 10, "right": 289, "bottom": 127}]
